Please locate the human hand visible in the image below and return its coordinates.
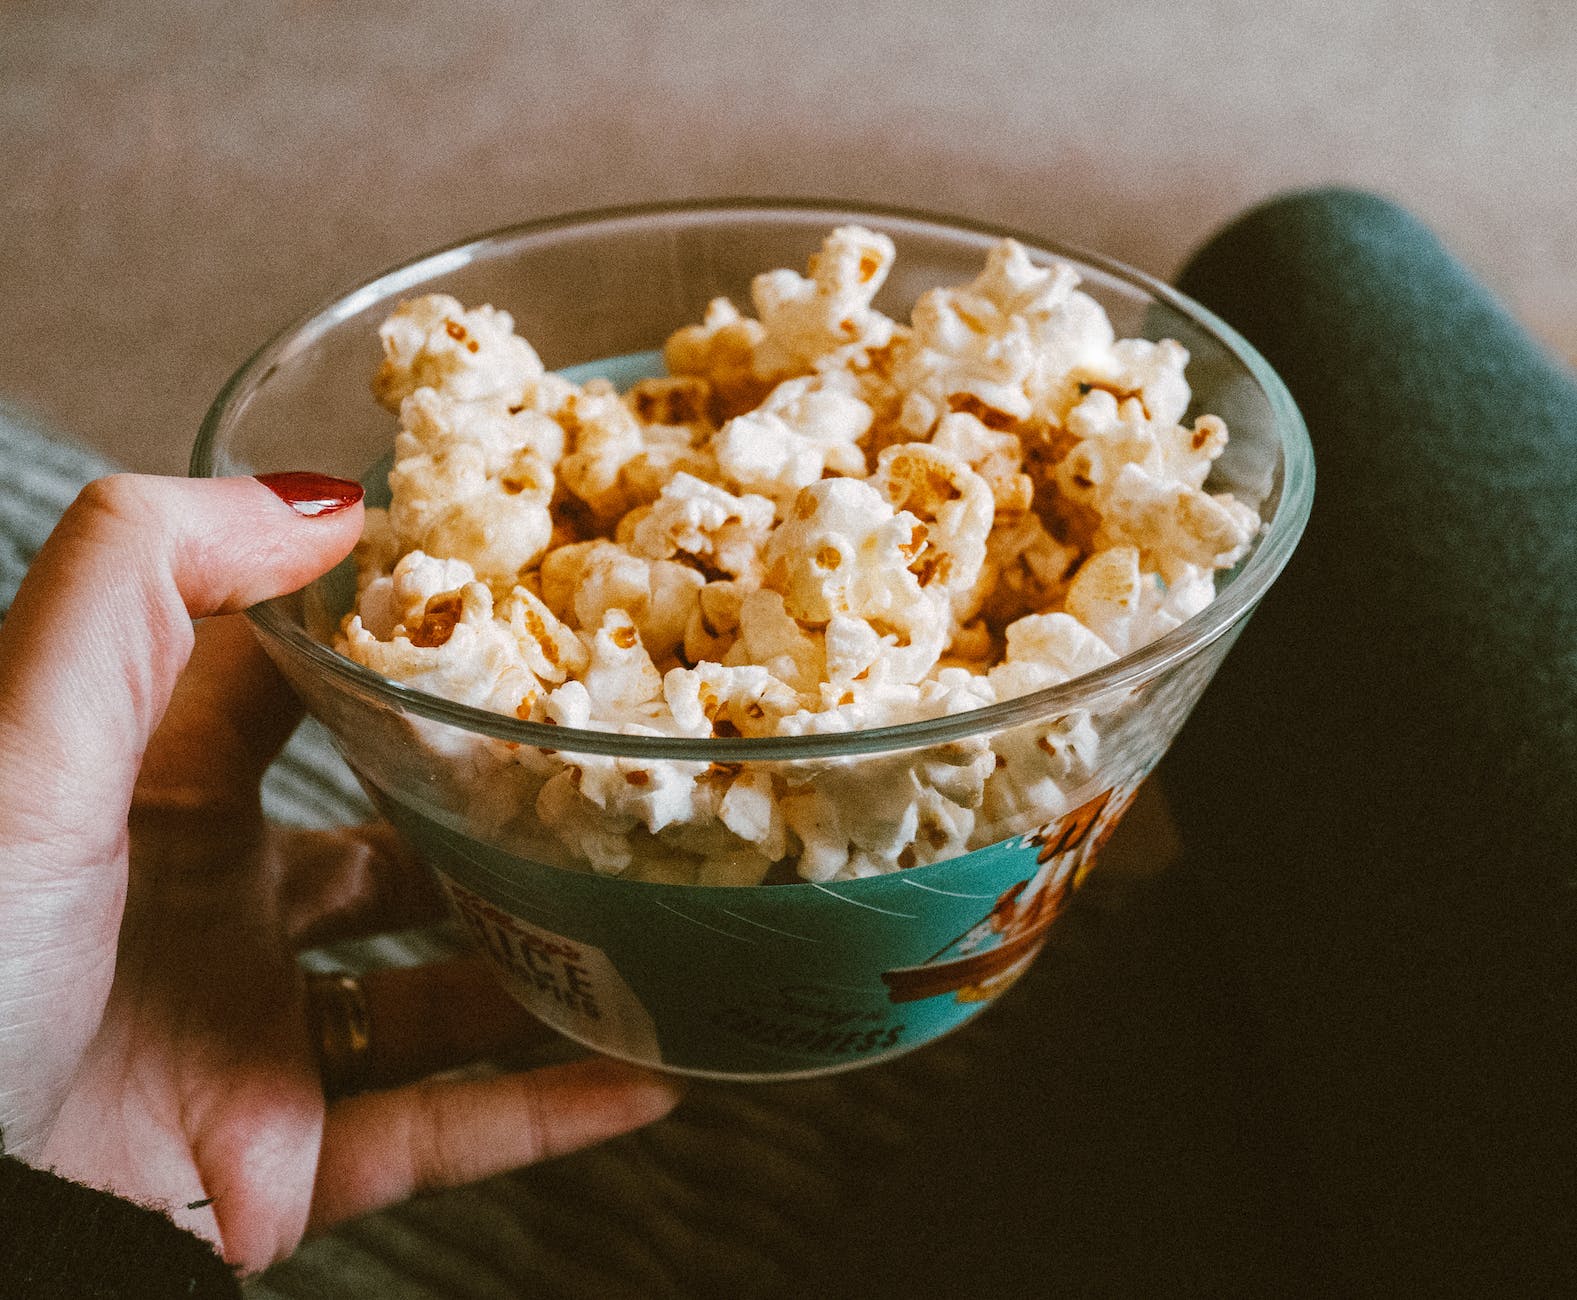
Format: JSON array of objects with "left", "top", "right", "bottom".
[{"left": 0, "top": 473, "right": 681, "bottom": 1273}]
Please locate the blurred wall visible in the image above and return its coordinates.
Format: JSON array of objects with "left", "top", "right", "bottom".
[{"left": 3, "top": 0, "right": 1572, "bottom": 473}]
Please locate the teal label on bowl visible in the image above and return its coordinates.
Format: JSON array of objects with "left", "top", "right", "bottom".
[{"left": 373, "top": 779, "right": 1142, "bottom": 1079}]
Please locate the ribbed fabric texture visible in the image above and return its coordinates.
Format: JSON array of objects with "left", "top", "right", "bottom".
[
  {"left": 0, "top": 1155, "right": 242, "bottom": 1299},
  {"left": 0, "top": 401, "right": 109, "bottom": 622}
]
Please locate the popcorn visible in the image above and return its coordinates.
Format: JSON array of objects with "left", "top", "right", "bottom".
[
  {"left": 1062, "top": 545, "right": 1221, "bottom": 657},
  {"left": 665, "top": 297, "right": 772, "bottom": 419},
  {"left": 780, "top": 773, "right": 920, "bottom": 881},
  {"left": 891, "top": 237, "right": 1111, "bottom": 437},
  {"left": 1072, "top": 337, "right": 1192, "bottom": 429},
  {"left": 496, "top": 584, "right": 589, "bottom": 685},
  {"left": 930, "top": 410, "right": 1035, "bottom": 517},
  {"left": 823, "top": 612, "right": 887, "bottom": 686},
  {"left": 711, "top": 373, "right": 872, "bottom": 507},
  {"left": 623, "top": 375, "right": 716, "bottom": 435},
  {"left": 534, "top": 768, "right": 636, "bottom": 875},
  {"left": 627, "top": 472, "right": 775, "bottom": 584},
  {"left": 538, "top": 539, "right": 703, "bottom": 665},
  {"left": 973, "top": 509, "right": 1081, "bottom": 632},
  {"left": 556, "top": 381, "right": 648, "bottom": 524},
  {"left": 762, "top": 478, "right": 925, "bottom": 625},
  {"left": 615, "top": 376, "right": 719, "bottom": 506},
  {"left": 567, "top": 746, "right": 701, "bottom": 838},
  {"left": 340, "top": 564, "right": 541, "bottom": 718},
  {"left": 1096, "top": 463, "right": 1261, "bottom": 571},
  {"left": 1051, "top": 380, "right": 1260, "bottom": 577},
  {"left": 683, "top": 579, "right": 748, "bottom": 665},
  {"left": 981, "top": 710, "right": 1098, "bottom": 835},
  {"left": 384, "top": 385, "right": 558, "bottom": 582},
  {"left": 336, "top": 227, "right": 1262, "bottom": 885},
  {"left": 397, "top": 386, "right": 565, "bottom": 469},
  {"left": 350, "top": 509, "right": 404, "bottom": 638},
  {"left": 725, "top": 588, "right": 826, "bottom": 695},
  {"left": 749, "top": 225, "right": 899, "bottom": 380},
  {"left": 870, "top": 441, "right": 995, "bottom": 619},
  {"left": 762, "top": 477, "right": 948, "bottom": 686},
  {"left": 716, "top": 767, "right": 788, "bottom": 862},
  {"left": 390, "top": 550, "right": 483, "bottom": 622},
  {"left": 373, "top": 294, "right": 545, "bottom": 411},
  {"left": 387, "top": 443, "right": 554, "bottom": 583},
  {"left": 664, "top": 662, "right": 800, "bottom": 738},
  {"left": 987, "top": 611, "right": 1119, "bottom": 700},
  {"left": 1063, "top": 546, "right": 1144, "bottom": 655}
]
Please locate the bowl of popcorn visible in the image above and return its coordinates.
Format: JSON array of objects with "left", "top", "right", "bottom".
[{"left": 195, "top": 201, "right": 1312, "bottom": 1079}]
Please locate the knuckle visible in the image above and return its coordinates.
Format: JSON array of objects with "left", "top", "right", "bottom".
[
  {"left": 509, "top": 1073, "right": 549, "bottom": 1166},
  {"left": 75, "top": 473, "right": 150, "bottom": 523},
  {"left": 66, "top": 474, "right": 164, "bottom": 549},
  {"left": 407, "top": 1081, "right": 463, "bottom": 1195}
]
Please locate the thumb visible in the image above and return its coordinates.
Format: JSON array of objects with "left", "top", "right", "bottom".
[{"left": 0, "top": 472, "right": 363, "bottom": 867}]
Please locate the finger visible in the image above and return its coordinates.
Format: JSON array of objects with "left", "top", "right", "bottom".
[
  {"left": 308, "top": 956, "right": 557, "bottom": 1095},
  {"left": 277, "top": 821, "right": 449, "bottom": 949},
  {"left": 135, "top": 613, "right": 308, "bottom": 816},
  {"left": 0, "top": 472, "right": 362, "bottom": 868},
  {"left": 308, "top": 1057, "right": 684, "bottom": 1229}
]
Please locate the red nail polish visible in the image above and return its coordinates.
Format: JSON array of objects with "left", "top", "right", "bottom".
[{"left": 256, "top": 472, "right": 364, "bottom": 518}]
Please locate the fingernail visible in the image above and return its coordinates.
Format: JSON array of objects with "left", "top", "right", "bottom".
[{"left": 256, "top": 472, "right": 364, "bottom": 518}]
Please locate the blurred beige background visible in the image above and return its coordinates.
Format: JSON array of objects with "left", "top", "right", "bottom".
[{"left": 3, "top": 0, "right": 1573, "bottom": 476}]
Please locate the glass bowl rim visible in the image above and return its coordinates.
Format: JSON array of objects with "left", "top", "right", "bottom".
[{"left": 193, "top": 196, "right": 1314, "bottom": 761}]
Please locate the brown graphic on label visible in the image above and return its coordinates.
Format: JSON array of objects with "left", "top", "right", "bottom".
[{"left": 879, "top": 783, "right": 1137, "bottom": 1005}]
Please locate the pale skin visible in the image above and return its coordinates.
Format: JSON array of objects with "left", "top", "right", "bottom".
[{"left": 0, "top": 474, "right": 681, "bottom": 1274}]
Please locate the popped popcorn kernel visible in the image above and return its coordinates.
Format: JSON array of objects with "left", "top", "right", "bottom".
[
  {"left": 337, "top": 569, "right": 544, "bottom": 716},
  {"left": 583, "top": 610, "right": 663, "bottom": 715},
  {"left": 930, "top": 410, "right": 1035, "bottom": 517},
  {"left": 725, "top": 588, "right": 825, "bottom": 695},
  {"left": 556, "top": 381, "right": 647, "bottom": 524},
  {"left": 373, "top": 294, "right": 544, "bottom": 411},
  {"left": 398, "top": 386, "right": 565, "bottom": 470},
  {"left": 539, "top": 539, "right": 703, "bottom": 665},
  {"left": 987, "top": 611, "right": 1120, "bottom": 700},
  {"left": 386, "top": 443, "right": 554, "bottom": 582},
  {"left": 341, "top": 225, "right": 1262, "bottom": 885},
  {"left": 1064, "top": 546, "right": 1143, "bottom": 654},
  {"left": 664, "top": 662, "right": 800, "bottom": 739},
  {"left": 625, "top": 375, "right": 716, "bottom": 434},
  {"left": 497, "top": 584, "right": 590, "bottom": 684},
  {"left": 711, "top": 373, "right": 873, "bottom": 507},
  {"left": 750, "top": 225, "right": 899, "bottom": 381},
  {"left": 665, "top": 297, "right": 773, "bottom": 419},
  {"left": 871, "top": 441, "right": 994, "bottom": 616},
  {"left": 627, "top": 472, "right": 775, "bottom": 584},
  {"left": 683, "top": 578, "right": 749, "bottom": 665},
  {"left": 973, "top": 509, "right": 1081, "bottom": 632}
]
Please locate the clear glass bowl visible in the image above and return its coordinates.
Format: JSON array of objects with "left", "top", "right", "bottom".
[{"left": 193, "top": 200, "right": 1313, "bottom": 1080}]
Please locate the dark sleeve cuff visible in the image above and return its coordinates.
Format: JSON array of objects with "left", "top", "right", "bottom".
[{"left": 0, "top": 1155, "right": 242, "bottom": 1299}]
